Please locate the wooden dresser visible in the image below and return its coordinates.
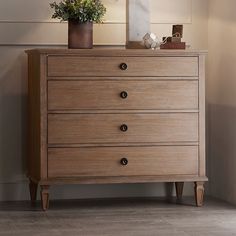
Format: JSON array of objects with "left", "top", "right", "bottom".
[{"left": 26, "top": 49, "right": 207, "bottom": 210}]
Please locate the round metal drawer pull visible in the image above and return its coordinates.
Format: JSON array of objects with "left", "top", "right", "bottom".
[
  {"left": 120, "top": 63, "right": 128, "bottom": 70},
  {"left": 120, "top": 91, "right": 128, "bottom": 99},
  {"left": 120, "top": 124, "right": 128, "bottom": 132},
  {"left": 120, "top": 158, "right": 128, "bottom": 166}
]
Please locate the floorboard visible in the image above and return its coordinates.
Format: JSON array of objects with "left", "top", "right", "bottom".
[{"left": 0, "top": 197, "right": 235, "bottom": 236}]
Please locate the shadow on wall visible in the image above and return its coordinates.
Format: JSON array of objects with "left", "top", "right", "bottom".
[
  {"left": 208, "top": 104, "right": 236, "bottom": 204},
  {"left": 0, "top": 50, "right": 28, "bottom": 196},
  {"left": 49, "top": 182, "right": 176, "bottom": 201},
  {"left": 209, "top": 0, "right": 236, "bottom": 22}
]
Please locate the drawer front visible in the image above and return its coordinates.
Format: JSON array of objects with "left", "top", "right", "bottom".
[
  {"left": 47, "top": 56, "right": 199, "bottom": 77},
  {"left": 48, "top": 146, "right": 198, "bottom": 177},
  {"left": 48, "top": 80, "right": 199, "bottom": 110},
  {"left": 48, "top": 113, "right": 198, "bottom": 144}
]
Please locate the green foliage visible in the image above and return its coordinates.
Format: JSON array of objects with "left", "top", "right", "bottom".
[{"left": 50, "top": 0, "right": 106, "bottom": 23}]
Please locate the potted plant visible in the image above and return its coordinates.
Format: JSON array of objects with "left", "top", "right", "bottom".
[{"left": 50, "top": 0, "right": 106, "bottom": 49}]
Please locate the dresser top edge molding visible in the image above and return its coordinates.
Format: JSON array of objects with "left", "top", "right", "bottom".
[{"left": 25, "top": 48, "right": 208, "bottom": 57}]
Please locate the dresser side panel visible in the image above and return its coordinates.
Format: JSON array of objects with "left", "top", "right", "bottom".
[
  {"left": 199, "top": 55, "right": 206, "bottom": 177},
  {"left": 27, "top": 53, "right": 41, "bottom": 181},
  {"left": 39, "top": 55, "right": 48, "bottom": 180},
  {"left": 27, "top": 53, "right": 48, "bottom": 181}
]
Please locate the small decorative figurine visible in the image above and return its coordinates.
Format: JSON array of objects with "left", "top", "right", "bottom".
[{"left": 142, "top": 33, "right": 161, "bottom": 49}]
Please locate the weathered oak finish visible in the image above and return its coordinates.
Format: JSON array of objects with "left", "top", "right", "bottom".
[
  {"left": 48, "top": 56, "right": 199, "bottom": 77},
  {"left": 26, "top": 49, "right": 207, "bottom": 210},
  {"left": 27, "top": 51, "right": 48, "bottom": 208},
  {"left": 175, "top": 182, "right": 184, "bottom": 202},
  {"left": 199, "top": 55, "right": 206, "bottom": 177},
  {"left": 48, "top": 80, "right": 199, "bottom": 110},
  {"left": 29, "top": 179, "right": 38, "bottom": 203},
  {"left": 48, "top": 146, "right": 198, "bottom": 178},
  {"left": 48, "top": 113, "right": 198, "bottom": 144},
  {"left": 40, "top": 185, "right": 50, "bottom": 211},
  {"left": 194, "top": 182, "right": 205, "bottom": 207}
]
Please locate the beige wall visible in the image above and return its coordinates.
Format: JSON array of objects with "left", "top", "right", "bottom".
[
  {"left": 0, "top": 0, "right": 208, "bottom": 201},
  {"left": 208, "top": 0, "right": 236, "bottom": 205}
]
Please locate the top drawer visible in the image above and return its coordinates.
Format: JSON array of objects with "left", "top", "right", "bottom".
[{"left": 47, "top": 56, "right": 199, "bottom": 77}]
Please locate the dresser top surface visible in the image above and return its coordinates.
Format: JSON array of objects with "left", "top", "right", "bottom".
[{"left": 25, "top": 48, "right": 207, "bottom": 57}]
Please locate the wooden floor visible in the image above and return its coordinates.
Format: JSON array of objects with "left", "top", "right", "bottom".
[{"left": 0, "top": 197, "right": 235, "bottom": 236}]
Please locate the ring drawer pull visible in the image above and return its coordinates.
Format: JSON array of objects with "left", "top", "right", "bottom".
[
  {"left": 120, "top": 63, "right": 128, "bottom": 70},
  {"left": 120, "top": 91, "right": 128, "bottom": 99},
  {"left": 120, "top": 158, "right": 128, "bottom": 166},
  {"left": 120, "top": 124, "right": 128, "bottom": 132}
]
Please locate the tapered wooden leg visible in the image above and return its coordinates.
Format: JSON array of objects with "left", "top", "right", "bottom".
[
  {"left": 29, "top": 179, "right": 38, "bottom": 203},
  {"left": 175, "top": 182, "right": 184, "bottom": 202},
  {"left": 194, "top": 182, "right": 204, "bottom": 207},
  {"left": 40, "top": 185, "right": 50, "bottom": 211}
]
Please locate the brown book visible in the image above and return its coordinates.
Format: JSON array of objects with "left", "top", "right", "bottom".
[{"left": 160, "top": 42, "right": 186, "bottom": 49}]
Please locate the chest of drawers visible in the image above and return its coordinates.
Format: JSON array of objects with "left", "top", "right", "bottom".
[{"left": 26, "top": 49, "right": 207, "bottom": 210}]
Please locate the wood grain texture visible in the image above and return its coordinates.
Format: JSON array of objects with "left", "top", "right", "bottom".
[
  {"left": 48, "top": 146, "right": 198, "bottom": 178},
  {"left": 48, "top": 113, "right": 199, "bottom": 144},
  {"left": 175, "top": 182, "right": 184, "bottom": 201},
  {"left": 27, "top": 53, "right": 48, "bottom": 181},
  {"left": 47, "top": 56, "right": 199, "bottom": 77},
  {"left": 39, "top": 55, "right": 48, "bottom": 180},
  {"left": 48, "top": 142, "right": 199, "bottom": 148},
  {"left": 26, "top": 49, "right": 207, "bottom": 210},
  {"left": 29, "top": 179, "right": 38, "bottom": 203},
  {"left": 194, "top": 181, "right": 205, "bottom": 207},
  {"left": 48, "top": 110, "right": 199, "bottom": 115},
  {"left": 40, "top": 185, "right": 50, "bottom": 211},
  {"left": 37, "top": 175, "right": 208, "bottom": 185},
  {"left": 48, "top": 76, "right": 199, "bottom": 81},
  {"left": 26, "top": 49, "right": 207, "bottom": 56},
  {"left": 48, "top": 80, "right": 199, "bottom": 110},
  {"left": 27, "top": 52, "right": 41, "bottom": 181},
  {"left": 199, "top": 55, "right": 206, "bottom": 177}
]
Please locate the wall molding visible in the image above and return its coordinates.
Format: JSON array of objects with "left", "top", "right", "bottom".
[
  {"left": 150, "top": 0, "right": 192, "bottom": 24},
  {"left": 0, "top": 21, "right": 192, "bottom": 24},
  {"left": 0, "top": 21, "right": 124, "bottom": 24},
  {"left": 0, "top": 0, "right": 192, "bottom": 45},
  {"left": 0, "top": 23, "right": 126, "bottom": 45},
  {"left": 0, "top": 22, "right": 194, "bottom": 46},
  {"left": 0, "top": 0, "right": 192, "bottom": 24},
  {"left": 0, "top": 0, "right": 126, "bottom": 23}
]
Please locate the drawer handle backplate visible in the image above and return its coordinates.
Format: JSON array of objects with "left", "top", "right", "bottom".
[
  {"left": 120, "top": 91, "right": 128, "bottom": 99},
  {"left": 120, "top": 158, "right": 128, "bottom": 166},
  {"left": 120, "top": 63, "right": 128, "bottom": 70},
  {"left": 120, "top": 124, "right": 128, "bottom": 132}
]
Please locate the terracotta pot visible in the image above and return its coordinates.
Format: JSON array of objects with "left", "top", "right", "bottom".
[{"left": 68, "top": 20, "right": 93, "bottom": 49}]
